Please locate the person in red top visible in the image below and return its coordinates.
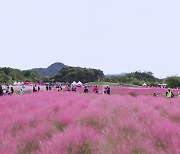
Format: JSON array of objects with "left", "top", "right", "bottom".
[{"left": 93, "top": 85, "right": 99, "bottom": 94}]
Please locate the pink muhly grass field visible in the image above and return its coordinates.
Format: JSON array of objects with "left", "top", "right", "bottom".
[
  {"left": 0, "top": 91, "right": 180, "bottom": 154},
  {"left": 111, "top": 87, "right": 180, "bottom": 96},
  {"left": 73, "top": 86, "right": 180, "bottom": 97}
]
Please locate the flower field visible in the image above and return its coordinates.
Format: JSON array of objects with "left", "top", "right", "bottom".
[{"left": 0, "top": 91, "right": 180, "bottom": 154}]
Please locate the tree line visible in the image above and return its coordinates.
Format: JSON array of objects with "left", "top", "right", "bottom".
[
  {"left": 0, "top": 67, "right": 180, "bottom": 88},
  {"left": 0, "top": 67, "right": 104, "bottom": 85},
  {"left": 104, "top": 71, "right": 161, "bottom": 86},
  {"left": 104, "top": 71, "right": 180, "bottom": 88},
  {"left": 0, "top": 67, "right": 41, "bottom": 84},
  {"left": 53, "top": 67, "right": 104, "bottom": 83}
]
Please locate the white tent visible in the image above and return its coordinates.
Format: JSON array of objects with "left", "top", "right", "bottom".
[
  {"left": 77, "top": 81, "right": 83, "bottom": 86},
  {"left": 13, "top": 81, "right": 17, "bottom": 86},
  {"left": 17, "top": 82, "right": 21, "bottom": 86},
  {"left": 158, "top": 84, "right": 167, "bottom": 88},
  {"left": 71, "top": 81, "right": 77, "bottom": 86},
  {"left": 142, "top": 83, "right": 147, "bottom": 87}
]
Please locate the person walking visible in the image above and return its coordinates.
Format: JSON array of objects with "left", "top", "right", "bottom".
[
  {"left": 93, "top": 85, "right": 99, "bottom": 94},
  {"left": 49, "top": 85, "right": 52, "bottom": 90},
  {"left": 10, "top": 87, "right": 14, "bottom": 95},
  {"left": 59, "top": 85, "right": 62, "bottom": 91},
  {"left": 107, "top": 86, "right": 111, "bottom": 95},
  {"left": 84, "top": 86, "right": 89, "bottom": 93},
  {"left": 6, "top": 85, "right": 10, "bottom": 95},
  {"left": 20, "top": 89, "right": 23, "bottom": 95},
  {"left": 33, "top": 86, "right": 36, "bottom": 92},
  {"left": 72, "top": 86, "right": 77, "bottom": 92},
  {"left": 38, "top": 86, "right": 40, "bottom": 91},
  {"left": 46, "top": 85, "right": 49, "bottom": 90},
  {"left": 0, "top": 85, "right": 3, "bottom": 96}
]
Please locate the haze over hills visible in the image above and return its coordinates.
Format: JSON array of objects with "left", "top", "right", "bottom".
[
  {"left": 106, "top": 73, "right": 127, "bottom": 77},
  {"left": 32, "top": 62, "right": 67, "bottom": 76}
]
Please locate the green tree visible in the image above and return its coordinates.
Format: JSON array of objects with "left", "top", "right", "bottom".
[
  {"left": 9, "top": 70, "right": 25, "bottom": 81},
  {"left": 23, "top": 70, "right": 41, "bottom": 82},
  {"left": 104, "top": 71, "right": 160, "bottom": 86},
  {"left": 165, "top": 76, "right": 180, "bottom": 88},
  {"left": 0, "top": 71, "right": 12, "bottom": 84},
  {"left": 54, "top": 67, "right": 104, "bottom": 83}
]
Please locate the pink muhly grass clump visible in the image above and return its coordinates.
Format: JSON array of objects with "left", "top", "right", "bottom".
[
  {"left": 78, "top": 105, "right": 109, "bottom": 131},
  {"left": 149, "top": 120, "right": 180, "bottom": 154},
  {"left": 44, "top": 126, "right": 101, "bottom": 154}
]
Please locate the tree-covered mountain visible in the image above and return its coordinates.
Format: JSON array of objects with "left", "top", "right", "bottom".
[{"left": 32, "top": 62, "right": 67, "bottom": 76}]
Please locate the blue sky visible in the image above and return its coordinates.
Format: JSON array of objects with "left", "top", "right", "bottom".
[{"left": 0, "top": 0, "right": 179, "bottom": 78}]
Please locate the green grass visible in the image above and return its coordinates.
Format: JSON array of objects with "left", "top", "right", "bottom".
[{"left": 85, "top": 82, "right": 119, "bottom": 86}]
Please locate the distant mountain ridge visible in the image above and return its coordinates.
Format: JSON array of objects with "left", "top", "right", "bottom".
[{"left": 32, "top": 62, "right": 67, "bottom": 76}]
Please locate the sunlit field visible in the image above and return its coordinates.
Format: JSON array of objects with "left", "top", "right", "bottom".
[{"left": 0, "top": 90, "right": 180, "bottom": 154}]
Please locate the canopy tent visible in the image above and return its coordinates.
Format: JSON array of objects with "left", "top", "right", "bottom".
[
  {"left": 17, "top": 82, "right": 21, "bottom": 86},
  {"left": 142, "top": 83, "right": 147, "bottom": 87},
  {"left": 13, "top": 81, "right": 17, "bottom": 86},
  {"left": 24, "top": 81, "right": 31, "bottom": 86},
  {"left": 77, "top": 81, "right": 83, "bottom": 87},
  {"left": 158, "top": 83, "right": 167, "bottom": 88},
  {"left": 71, "top": 81, "right": 77, "bottom": 86},
  {"left": 77, "top": 81, "right": 83, "bottom": 85}
]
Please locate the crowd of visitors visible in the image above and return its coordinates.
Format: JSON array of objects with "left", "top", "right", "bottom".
[
  {"left": 0, "top": 85, "right": 14, "bottom": 96},
  {"left": 0, "top": 83, "right": 180, "bottom": 98}
]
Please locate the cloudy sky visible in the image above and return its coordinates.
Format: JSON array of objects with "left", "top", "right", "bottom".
[{"left": 0, "top": 0, "right": 179, "bottom": 78}]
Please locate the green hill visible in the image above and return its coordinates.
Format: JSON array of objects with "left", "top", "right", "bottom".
[{"left": 32, "top": 62, "right": 67, "bottom": 76}]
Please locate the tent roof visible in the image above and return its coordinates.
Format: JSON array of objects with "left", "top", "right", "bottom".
[
  {"left": 158, "top": 84, "right": 167, "bottom": 86},
  {"left": 77, "top": 81, "right": 83, "bottom": 84},
  {"left": 71, "top": 81, "right": 77, "bottom": 85}
]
